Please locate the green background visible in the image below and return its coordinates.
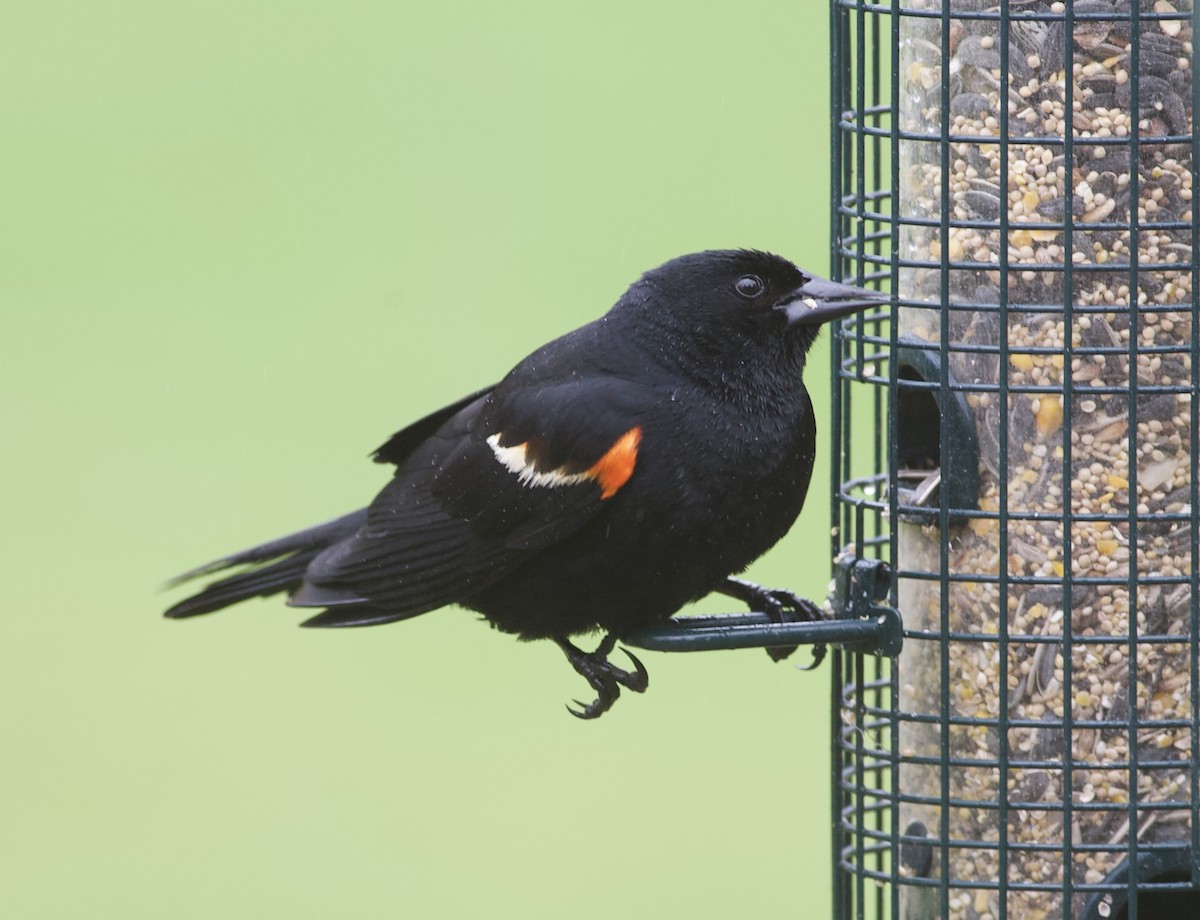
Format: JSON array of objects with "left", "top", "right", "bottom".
[{"left": 4, "top": 2, "right": 839, "bottom": 917}]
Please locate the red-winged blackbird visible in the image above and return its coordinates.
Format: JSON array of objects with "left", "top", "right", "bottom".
[{"left": 165, "top": 250, "right": 882, "bottom": 718}]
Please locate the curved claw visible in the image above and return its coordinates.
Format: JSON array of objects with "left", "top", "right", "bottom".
[
  {"left": 617, "top": 647, "right": 649, "bottom": 693},
  {"left": 556, "top": 634, "right": 648, "bottom": 720},
  {"left": 798, "top": 642, "right": 828, "bottom": 672},
  {"left": 566, "top": 688, "right": 617, "bottom": 719},
  {"left": 567, "top": 700, "right": 597, "bottom": 720},
  {"left": 758, "top": 589, "right": 826, "bottom": 664}
]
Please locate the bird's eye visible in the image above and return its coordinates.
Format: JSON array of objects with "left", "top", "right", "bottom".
[{"left": 734, "top": 275, "right": 766, "bottom": 300}]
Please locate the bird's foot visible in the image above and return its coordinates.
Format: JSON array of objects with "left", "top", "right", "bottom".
[
  {"left": 556, "top": 633, "right": 649, "bottom": 720},
  {"left": 718, "top": 576, "right": 828, "bottom": 669}
]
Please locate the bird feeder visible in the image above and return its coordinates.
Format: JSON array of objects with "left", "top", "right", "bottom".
[{"left": 830, "top": 1, "right": 1199, "bottom": 918}]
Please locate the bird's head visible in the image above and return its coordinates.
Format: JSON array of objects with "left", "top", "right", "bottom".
[{"left": 616, "top": 249, "right": 885, "bottom": 366}]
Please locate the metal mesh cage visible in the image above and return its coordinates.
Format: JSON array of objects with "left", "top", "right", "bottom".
[{"left": 829, "top": 1, "right": 1199, "bottom": 917}]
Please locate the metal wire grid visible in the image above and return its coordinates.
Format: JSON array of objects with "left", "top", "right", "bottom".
[{"left": 829, "top": 1, "right": 1199, "bottom": 918}]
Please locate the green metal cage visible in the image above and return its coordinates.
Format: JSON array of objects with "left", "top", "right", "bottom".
[{"left": 829, "top": 1, "right": 1199, "bottom": 918}]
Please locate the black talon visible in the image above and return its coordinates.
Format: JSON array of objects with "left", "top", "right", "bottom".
[
  {"left": 798, "top": 643, "right": 827, "bottom": 672},
  {"left": 717, "top": 577, "right": 830, "bottom": 667},
  {"left": 565, "top": 683, "right": 618, "bottom": 719},
  {"left": 567, "top": 700, "right": 604, "bottom": 720},
  {"left": 777, "top": 591, "right": 827, "bottom": 669},
  {"left": 565, "top": 677, "right": 619, "bottom": 719},
  {"left": 556, "top": 633, "right": 649, "bottom": 720},
  {"left": 616, "top": 647, "right": 649, "bottom": 692}
]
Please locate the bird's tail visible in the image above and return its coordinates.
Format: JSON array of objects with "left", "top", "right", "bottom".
[{"left": 163, "top": 510, "right": 368, "bottom": 619}]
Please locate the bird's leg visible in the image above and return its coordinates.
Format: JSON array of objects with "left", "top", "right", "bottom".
[
  {"left": 556, "top": 633, "right": 649, "bottom": 720},
  {"left": 717, "top": 576, "right": 827, "bottom": 668}
]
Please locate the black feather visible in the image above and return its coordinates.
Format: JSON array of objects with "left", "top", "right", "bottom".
[
  {"left": 372, "top": 388, "right": 493, "bottom": 466},
  {"left": 163, "top": 510, "right": 366, "bottom": 617}
]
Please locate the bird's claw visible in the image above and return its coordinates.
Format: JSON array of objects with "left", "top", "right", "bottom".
[
  {"left": 719, "top": 578, "right": 829, "bottom": 668},
  {"left": 557, "top": 636, "right": 650, "bottom": 720},
  {"left": 567, "top": 699, "right": 602, "bottom": 720},
  {"left": 762, "top": 589, "right": 827, "bottom": 668},
  {"left": 615, "top": 647, "right": 649, "bottom": 691},
  {"left": 797, "top": 641, "right": 827, "bottom": 671}
]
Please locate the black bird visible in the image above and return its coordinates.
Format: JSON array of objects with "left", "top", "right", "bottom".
[{"left": 165, "top": 250, "right": 882, "bottom": 718}]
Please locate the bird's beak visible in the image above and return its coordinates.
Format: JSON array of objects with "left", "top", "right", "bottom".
[{"left": 776, "top": 275, "right": 886, "bottom": 326}]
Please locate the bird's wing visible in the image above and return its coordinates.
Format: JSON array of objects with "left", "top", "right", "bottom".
[
  {"left": 371, "top": 385, "right": 495, "bottom": 466},
  {"left": 291, "top": 377, "right": 652, "bottom": 626}
]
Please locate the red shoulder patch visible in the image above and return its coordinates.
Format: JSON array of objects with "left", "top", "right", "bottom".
[{"left": 588, "top": 426, "right": 642, "bottom": 499}]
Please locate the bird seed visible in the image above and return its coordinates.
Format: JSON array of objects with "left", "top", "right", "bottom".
[{"left": 858, "top": 2, "right": 1197, "bottom": 916}]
